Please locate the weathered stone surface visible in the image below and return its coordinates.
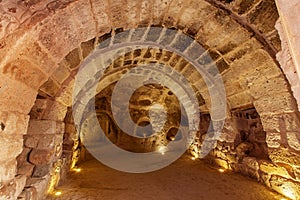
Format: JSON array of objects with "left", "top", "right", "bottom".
[
  {"left": 248, "top": 75, "right": 289, "bottom": 100},
  {"left": 254, "top": 92, "right": 298, "bottom": 115},
  {"left": 15, "top": 175, "right": 27, "bottom": 199},
  {"left": 287, "top": 132, "right": 300, "bottom": 151},
  {"left": 0, "top": 179, "right": 17, "bottom": 200},
  {"left": 261, "top": 113, "right": 300, "bottom": 133},
  {"left": 214, "top": 158, "right": 229, "bottom": 169},
  {"left": 42, "top": 101, "right": 68, "bottom": 121},
  {"left": 17, "top": 147, "right": 31, "bottom": 167},
  {"left": 1, "top": 59, "right": 48, "bottom": 90},
  {"left": 238, "top": 157, "right": 260, "bottom": 179},
  {"left": 39, "top": 78, "right": 61, "bottom": 97},
  {"left": 24, "top": 134, "right": 59, "bottom": 150},
  {"left": 55, "top": 80, "right": 74, "bottom": 107},
  {"left": 27, "top": 120, "right": 64, "bottom": 135},
  {"left": 260, "top": 161, "right": 292, "bottom": 180},
  {"left": 81, "top": 39, "right": 95, "bottom": 59},
  {"left": 90, "top": 0, "right": 111, "bottom": 34},
  {"left": 69, "top": 0, "right": 97, "bottom": 42},
  {"left": 29, "top": 149, "right": 54, "bottom": 166},
  {"left": 269, "top": 147, "right": 300, "bottom": 166},
  {"left": 26, "top": 176, "right": 50, "bottom": 200},
  {"left": 0, "top": 111, "right": 29, "bottom": 135},
  {"left": 246, "top": 0, "right": 279, "bottom": 34},
  {"left": 17, "top": 162, "right": 35, "bottom": 177},
  {"left": 228, "top": 91, "right": 252, "bottom": 109},
  {"left": 38, "top": 8, "right": 81, "bottom": 60},
  {"left": 19, "top": 41, "right": 58, "bottom": 75},
  {"left": 0, "top": 159, "right": 17, "bottom": 182},
  {"left": 18, "top": 187, "right": 37, "bottom": 200},
  {"left": 29, "top": 99, "right": 48, "bottom": 120},
  {"left": 266, "top": 132, "right": 281, "bottom": 148},
  {"left": 64, "top": 48, "right": 82, "bottom": 70},
  {"left": 0, "top": 75, "right": 37, "bottom": 113},
  {"left": 51, "top": 62, "right": 71, "bottom": 84},
  {"left": 270, "top": 175, "right": 300, "bottom": 200},
  {"left": 33, "top": 164, "right": 52, "bottom": 178},
  {"left": 0, "top": 135, "right": 23, "bottom": 162}
]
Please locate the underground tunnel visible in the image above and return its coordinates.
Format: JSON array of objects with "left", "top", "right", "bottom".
[{"left": 0, "top": 0, "right": 300, "bottom": 199}]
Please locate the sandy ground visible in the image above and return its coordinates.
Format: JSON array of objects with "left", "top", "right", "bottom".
[{"left": 46, "top": 155, "right": 285, "bottom": 200}]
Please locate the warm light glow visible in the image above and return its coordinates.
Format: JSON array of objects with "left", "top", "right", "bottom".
[
  {"left": 72, "top": 168, "right": 81, "bottom": 173},
  {"left": 191, "top": 155, "right": 199, "bottom": 161},
  {"left": 218, "top": 169, "right": 225, "bottom": 173},
  {"left": 158, "top": 146, "right": 167, "bottom": 155},
  {"left": 281, "top": 187, "right": 296, "bottom": 200},
  {"left": 54, "top": 191, "right": 62, "bottom": 196}
]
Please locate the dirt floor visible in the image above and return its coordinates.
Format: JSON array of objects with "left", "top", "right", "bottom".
[{"left": 46, "top": 155, "right": 285, "bottom": 200}]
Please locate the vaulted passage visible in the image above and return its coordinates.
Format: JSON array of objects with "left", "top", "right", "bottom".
[{"left": 0, "top": 0, "right": 300, "bottom": 200}]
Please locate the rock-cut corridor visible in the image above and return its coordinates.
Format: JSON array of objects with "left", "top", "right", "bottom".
[{"left": 46, "top": 155, "right": 285, "bottom": 200}]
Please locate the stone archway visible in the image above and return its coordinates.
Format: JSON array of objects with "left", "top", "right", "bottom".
[{"left": 0, "top": 0, "right": 299, "bottom": 199}]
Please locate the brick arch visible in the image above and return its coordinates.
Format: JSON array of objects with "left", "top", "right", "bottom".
[{"left": 0, "top": 0, "right": 299, "bottom": 199}]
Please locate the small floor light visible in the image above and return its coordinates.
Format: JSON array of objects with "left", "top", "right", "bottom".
[{"left": 54, "top": 191, "right": 62, "bottom": 196}]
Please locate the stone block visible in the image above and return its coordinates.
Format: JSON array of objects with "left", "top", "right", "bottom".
[
  {"left": 261, "top": 113, "right": 300, "bottom": 132},
  {"left": 51, "top": 62, "right": 71, "bottom": 84},
  {"left": 81, "top": 38, "right": 95, "bottom": 59},
  {"left": 69, "top": 0, "right": 97, "bottom": 42},
  {"left": 27, "top": 120, "right": 64, "bottom": 135},
  {"left": 0, "top": 135, "right": 23, "bottom": 162},
  {"left": 26, "top": 176, "right": 50, "bottom": 200},
  {"left": 15, "top": 175, "right": 27, "bottom": 199},
  {"left": 42, "top": 101, "right": 67, "bottom": 121},
  {"left": 55, "top": 79, "right": 74, "bottom": 107},
  {"left": 2, "top": 58, "right": 47, "bottom": 90},
  {"left": 228, "top": 91, "right": 252, "bottom": 109},
  {"left": 246, "top": 0, "right": 279, "bottom": 34},
  {"left": 32, "top": 164, "right": 52, "bottom": 178},
  {"left": 29, "top": 149, "right": 54, "bottom": 165},
  {"left": 269, "top": 147, "right": 300, "bottom": 166},
  {"left": 248, "top": 75, "right": 289, "bottom": 100},
  {"left": 287, "top": 132, "right": 300, "bottom": 151},
  {"left": 254, "top": 92, "right": 298, "bottom": 115},
  {"left": 0, "top": 159, "right": 17, "bottom": 182},
  {"left": 64, "top": 47, "right": 82, "bottom": 70},
  {"left": 140, "top": 0, "right": 153, "bottom": 25},
  {"left": 90, "top": 0, "right": 111, "bottom": 34},
  {"left": 0, "top": 75, "right": 37, "bottom": 114},
  {"left": 38, "top": 8, "right": 81, "bottom": 61},
  {"left": 19, "top": 41, "right": 57, "bottom": 75},
  {"left": 266, "top": 132, "right": 281, "bottom": 148},
  {"left": 0, "top": 111, "right": 29, "bottom": 135},
  {"left": 24, "top": 134, "right": 60, "bottom": 150},
  {"left": 223, "top": 38, "right": 262, "bottom": 64},
  {"left": 109, "top": 0, "right": 127, "bottom": 28},
  {"left": 17, "top": 147, "right": 31, "bottom": 166},
  {"left": 17, "top": 162, "right": 35, "bottom": 177},
  {"left": 39, "top": 78, "right": 61, "bottom": 97},
  {"left": 29, "top": 99, "right": 48, "bottom": 120}
]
